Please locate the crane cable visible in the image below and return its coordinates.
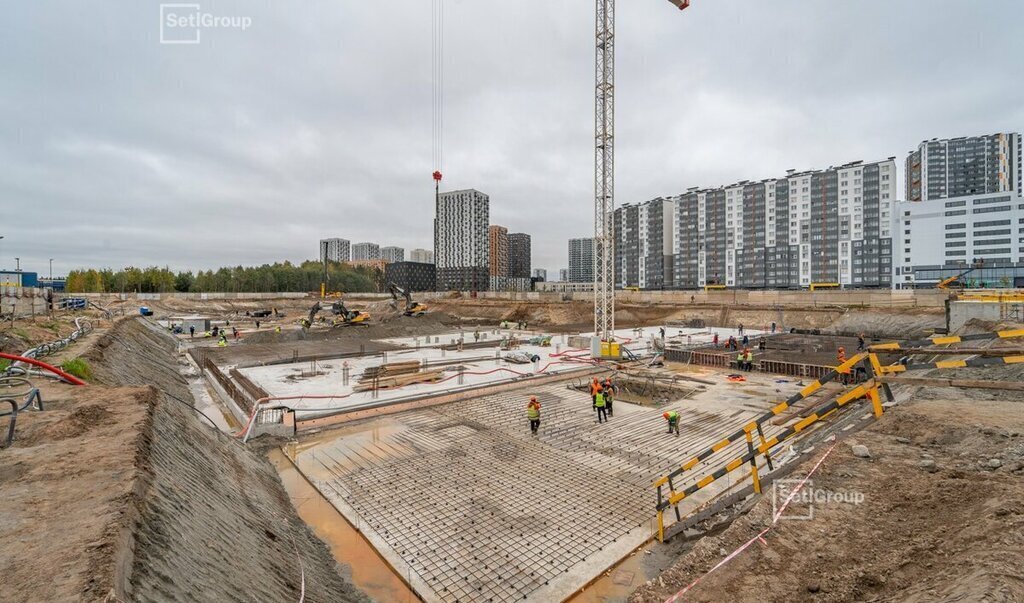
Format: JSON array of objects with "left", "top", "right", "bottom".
[{"left": 432, "top": 0, "right": 444, "bottom": 180}]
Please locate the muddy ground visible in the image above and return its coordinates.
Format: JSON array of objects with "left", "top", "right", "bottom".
[
  {"left": 0, "top": 318, "right": 368, "bottom": 602},
  {"left": 630, "top": 369, "right": 1024, "bottom": 602}
]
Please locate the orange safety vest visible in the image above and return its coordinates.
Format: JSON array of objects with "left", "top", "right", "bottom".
[
  {"left": 590, "top": 381, "right": 603, "bottom": 395},
  {"left": 837, "top": 353, "right": 850, "bottom": 373}
]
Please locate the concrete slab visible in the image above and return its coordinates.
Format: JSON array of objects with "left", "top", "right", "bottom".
[{"left": 289, "top": 374, "right": 803, "bottom": 603}]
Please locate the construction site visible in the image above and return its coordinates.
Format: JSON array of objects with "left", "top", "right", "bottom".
[{"left": 3, "top": 287, "right": 1024, "bottom": 602}]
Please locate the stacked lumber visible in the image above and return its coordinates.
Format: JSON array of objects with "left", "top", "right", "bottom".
[{"left": 354, "top": 361, "right": 444, "bottom": 391}]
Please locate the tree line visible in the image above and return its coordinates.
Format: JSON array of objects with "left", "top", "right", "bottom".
[{"left": 64, "top": 261, "right": 380, "bottom": 294}]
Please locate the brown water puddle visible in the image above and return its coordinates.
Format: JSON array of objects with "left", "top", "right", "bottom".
[{"left": 269, "top": 448, "right": 420, "bottom": 603}]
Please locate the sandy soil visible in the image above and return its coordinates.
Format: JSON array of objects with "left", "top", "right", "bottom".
[
  {"left": 1, "top": 318, "right": 369, "bottom": 602},
  {"left": 629, "top": 385, "right": 1024, "bottom": 602},
  {"left": 0, "top": 385, "right": 150, "bottom": 602}
]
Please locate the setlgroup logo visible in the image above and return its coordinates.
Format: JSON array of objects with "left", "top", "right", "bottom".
[
  {"left": 160, "top": 4, "right": 253, "bottom": 45},
  {"left": 772, "top": 478, "right": 865, "bottom": 521}
]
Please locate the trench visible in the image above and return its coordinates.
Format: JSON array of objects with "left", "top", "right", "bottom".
[{"left": 269, "top": 448, "right": 421, "bottom": 602}]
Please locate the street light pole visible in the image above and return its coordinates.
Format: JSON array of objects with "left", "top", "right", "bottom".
[
  {"left": 15, "top": 257, "right": 20, "bottom": 272},
  {"left": 49, "top": 258, "right": 53, "bottom": 281}
]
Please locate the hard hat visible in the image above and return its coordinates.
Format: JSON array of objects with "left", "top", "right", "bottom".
[
  {"left": 530, "top": 396, "right": 537, "bottom": 401},
  {"left": 663, "top": 412, "right": 670, "bottom": 420},
  {"left": 838, "top": 346, "right": 845, "bottom": 352}
]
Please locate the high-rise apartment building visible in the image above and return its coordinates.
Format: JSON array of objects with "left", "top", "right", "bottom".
[
  {"left": 508, "top": 233, "right": 532, "bottom": 279},
  {"left": 568, "top": 238, "right": 595, "bottom": 283},
  {"left": 319, "top": 238, "right": 350, "bottom": 263},
  {"left": 381, "top": 246, "right": 405, "bottom": 263},
  {"left": 615, "top": 199, "right": 675, "bottom": 289},
  {"left": 409, "top": 248, "right": 434, "bottom": 264},
  {"left": 906, "top": 133, "right": 1022, "bottom": 202},
  {"left": 435, "top": 189, "right": 490, "bottom": 290},
  {"left": 351, "top": 242, "right": 381, "bottom": 261},
  {"left": 488, "top": 225, "right": 509, "bottom": 278},
  {"left": 532, "top": 268, "right": 547, "bottom": 281},
  {"left": 558, "top": 268, "right": 569, "bottom": 282},
  {"left": 669, "top": 158, "right": 896, "bottom": 289}
]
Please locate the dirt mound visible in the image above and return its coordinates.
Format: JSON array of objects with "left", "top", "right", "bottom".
[
  {"left": 31, "top": 403, "right": 112, "bottom": 441},
  {"left": 630, "top": 388, "right": 1024, "bottom": 602},
  {"left": 823, "top": 307, "right": 945, "bottom": 338},
  {"left": 5, "top": 317, "right": 369, "bottom": 603},
  {"left": 1, "top": 385, "right": 153, "bottom": 601}
]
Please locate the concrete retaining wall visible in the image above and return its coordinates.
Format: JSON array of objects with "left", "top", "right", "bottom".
[{"left": 1, "top": 286, "right": 50, "bottom": 317}]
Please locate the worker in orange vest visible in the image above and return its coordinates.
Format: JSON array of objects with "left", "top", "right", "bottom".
[
  {"left": 837, "top": 346, "right": 851, "bottom": 385},
  {"left": 526, "top": 396, "right": 541, "bottom": 435},
  {"left": 590, "top": 378, "right": 603, "bottom": 408}
]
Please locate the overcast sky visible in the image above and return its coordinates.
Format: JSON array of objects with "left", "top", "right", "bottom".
[{"left": 2, "top": 0, "right": 1021, "bottom": 278}]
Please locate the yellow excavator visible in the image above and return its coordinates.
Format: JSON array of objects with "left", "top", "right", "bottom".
[
  {"left": 388, "top": 282, "right": 428, "bottom": 316},
  {"left": 300, "top": 301, "right": 370, "bottom": 328},
  {"left": 937, "top": 260, "right": 983, "bottom": 290}
]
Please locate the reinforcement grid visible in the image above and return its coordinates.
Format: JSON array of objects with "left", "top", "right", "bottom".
[{"left": 298, "top": 383, "right": 783, "bottom": 603}]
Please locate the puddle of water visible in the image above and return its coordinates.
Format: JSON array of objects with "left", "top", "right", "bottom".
[{"left": 269, "top": 448, "right": 421, "bottom": 603}]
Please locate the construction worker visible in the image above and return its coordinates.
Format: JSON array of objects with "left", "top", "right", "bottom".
[
  {"left": 602, "top": 377, "right": 615, "bottom": 417},
  {"left": 758, "top": 337, "right": 767, "bottom": 351},
  {"left": 712, "top": 333, "right": 719, "bottom": 347},
  {"left": 594, "top": 389, "right": 608, "bottom": 423},
  {"left": 275, "top": 325, "right": 281, "bottom": 333},
  {"left": 474, "top": 330, "right": 480, "bottom": 343},
  {"left": 857, "top": 334, "right": 866, "bottom": 352},
  {"left": 232, "top": 326, "right": 239, "bottom": 340},
  {"left": 189, "top": 325, "right": 195, "bottom": 338},
  {"left": 744, "top": 348, "right": 754, "bottom": 371},
  {"left": 526, "top": 396, "right": 541, "bottom": 435},
  {"left": 736, "top": 349, "right": 746, "bottom": 371},
  {"left": 590, "top": 377, "right": 603, "bottom": 407},
  {"left": 664, "top": 410, "right": 680, "bottom": 436},
  {"left": 217, "top": 334, "right": 227, "bottom": 347},
  {"left": 837, "top": 346, "right": 850, "bottom": 385}
]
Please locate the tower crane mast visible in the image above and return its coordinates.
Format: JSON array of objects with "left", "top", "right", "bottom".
[{"left": 593, "top": 0, "right": 689, "bottom": 348}]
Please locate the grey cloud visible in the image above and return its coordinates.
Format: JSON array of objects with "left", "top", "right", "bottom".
[{"left": 1, "top": 0, "right": 1020, "bottom": 278}]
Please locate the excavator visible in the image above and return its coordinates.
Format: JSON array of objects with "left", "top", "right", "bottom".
[
  {"left": 936, "top": 260, "right": 984, "bottom": 290},
  {"left": 387, "top": 282, "right": 428, "bottom": 317},
  {"left": 299, "top": 301, "right": 370, "bottom": 328}
]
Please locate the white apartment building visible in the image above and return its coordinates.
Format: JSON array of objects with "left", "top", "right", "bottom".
[
  {"left": 381, "top": 246, "right": 404, "bottom": 263},
  {"left": 893, "top": 192, "right": 1024, "bottom": 288},
  {"left": 672, "top": 158, "right": 896, "bottom": 289},
  {"left": 409, "top": 248, "right": 434, "bottom": 264},
  {"left": 351, "top": 242, "right": 381, "bottom": 261},
  {"left": 319, "top": 238, "right": 350, "bottom": 263}
]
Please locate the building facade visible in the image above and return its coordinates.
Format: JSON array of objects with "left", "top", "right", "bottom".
[
  {"left": 351, "top": 242, "right": 381, "bottom": 261},
  {"left": 893, "top": 192, "right": 1024, "bottom": 288},
  {"left": 381, "top": 246, "right": 405, "bottom": 263},
  {"left": 668, "top": 158, "right": 896, "bottom": 289},
  {"left": 906, "top": 133, "right": 1022, "bottom": 202},
  {"left": 488, "top": 225, "right": 509, "bottom": 280},
  {"left": 568, "top": 238, "right": 595, "bottom": 283},
  {"left": 435, "top": 189, "right": 490, "bottom": 291},
  {"left": 558, "top": 268, "right": 569, "bottom": 282},
  {"left": 410, "top": 248, "right": 434, "bottom": 264},
  {"left": 508, "top": 233, "right": 532, "bottom": 279},
  {"left": 615, "top": 198, "right": 675, "bottom": 289},
  {"left": 532, "top": 268, "right": 547, "bottom": 281},
  {"left": 384, "top": 261, "right": 437, "bottom": 292},
  {"left": 319, "top": 238, "right": 350, "bottom": 263}
]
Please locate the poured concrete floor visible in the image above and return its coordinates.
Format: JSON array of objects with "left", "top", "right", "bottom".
[{"left": 289, "top": 373, "right": 802, "bottom": 602}]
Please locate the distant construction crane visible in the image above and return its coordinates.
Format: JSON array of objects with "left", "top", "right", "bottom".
[{"left": 431, "top": 0, "right": 690, "bottom": 330}]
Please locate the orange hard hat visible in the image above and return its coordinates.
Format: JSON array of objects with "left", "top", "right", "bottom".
[
  {"left": 838, "top": 346, "right": 845, "bottom": 352},
  {"left": 530, "top": 396, "right": 537, "bottom": 401},
  {"left": 663, "top": 412, "right": 670, "bottom": 420}
]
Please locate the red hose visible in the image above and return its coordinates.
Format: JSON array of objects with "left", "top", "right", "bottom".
[{"left": 0, "top": 352, "right": 87, "bottom": 386}]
